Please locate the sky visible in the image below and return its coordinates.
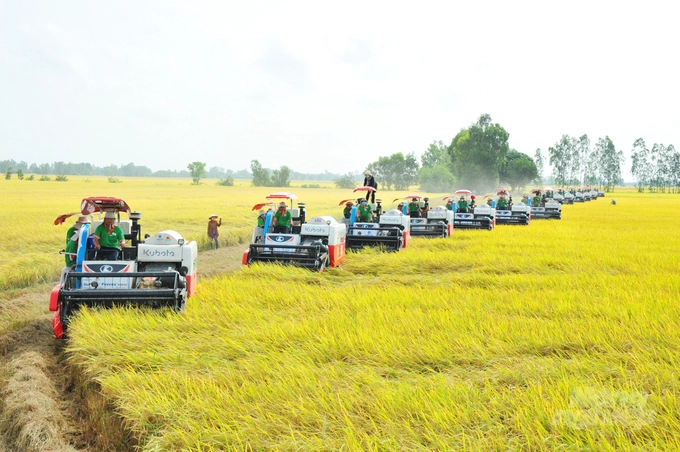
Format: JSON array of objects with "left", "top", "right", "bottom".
[{"left": 1, "top": 0, "right": 678, "bottom": 177}]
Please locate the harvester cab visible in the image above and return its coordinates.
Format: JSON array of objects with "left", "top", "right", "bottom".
[
  {"left": 343, "top": 188, "right": 409, "bottom": 251},
  {"left": 530, "top": 188, "right": 562, "bottom": 220},
  {"left": 493, "top": 189, "right": 530, "bottom": 226},
  {"left": 397, "top": 194, "right": 452, "bottom": 238},
  {"left": 50, "top": 197, "right": 198, "bottom": 339},
  {"left": 449, "top": 190, "right": 495, "bottom": 230},
  {"left": 562, "top": 187, "right": 575, "bottom": 204},
  {"left": 244, "top": 192, "right": 345, "bottom": 271}
]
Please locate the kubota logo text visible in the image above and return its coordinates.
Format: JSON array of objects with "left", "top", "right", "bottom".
[{"left": 142, "top": 249, "right": 176, "bottom": 257}]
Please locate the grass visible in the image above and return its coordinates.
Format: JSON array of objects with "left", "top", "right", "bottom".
[{"left": 61, "top": 189, "right": 680, "bottom": 450}]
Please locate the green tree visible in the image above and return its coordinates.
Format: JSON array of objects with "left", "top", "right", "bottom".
[
  {"left": 334, "top": 173, "right": 358, "bottom": 189},
  {"left": 419, "top": 165, "right": 455, "bottom": 192},
  {"left": 17, "top": 169, "right": 24, "bottom": 180},
  {"left": 421, "top": 140, "right": 451, "bottom": 169},
  {"left": 5, "top": 167, "right": 11, "bottom": 180},
  {"left": 449, "top": 114, "right": 509, "bottom": 193},
  {"left": 187, "top": 161, "right": 207, "bottom": 185},
  {"left": 250, "top": 160, "right": 271, "bottom": 187},
  {"left": 548, "top": 135, "right": 573, "bottom": 187},
  {"left": 367, "top": 152, "right": 419, "bottom": 190},
  {"left": 499, "top": 150, "right": 538, "bottom": 192},
  {"left": 533, "top": 148, "right": 544, "bottom": 185},
  {"left": 630, "top": 138, "right": 650, "bottom": 193},
  {"left": 595, "top": 136, "right": 623, "bottom": 191},
  {"left": 271, "top": 165, "right": 291, "bottom": 187}
]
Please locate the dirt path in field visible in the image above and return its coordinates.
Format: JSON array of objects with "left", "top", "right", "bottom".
[{"left": 0, "top": 245, "right": 245, "bottom": 451}]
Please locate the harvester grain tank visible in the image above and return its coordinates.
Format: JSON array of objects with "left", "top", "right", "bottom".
[{"left": 50, "top": 197, "right": 197, "bottom": 338}]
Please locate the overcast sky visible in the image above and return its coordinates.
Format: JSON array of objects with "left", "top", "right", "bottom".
[{"left": 1, "top": 0, "right": 678, "bottom": 176}]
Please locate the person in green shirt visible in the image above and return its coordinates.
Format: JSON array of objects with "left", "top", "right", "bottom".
[
  {"left": 457, "top": 196, "right": 469, "bottom": 213},
  {"left": 445, "top": 199, "right": 454, "bottom": 211},
  {"left": 343, "top": 202, "right": 354, "bottom": 219},
  {"left": 64, "top": 216, "right": 90, "bottom": 266},
  {"left": 357, "top": 200, "right": 373, "bottom": 222},
  {"left": 408, "top": 199, "right": 420, "bottom": 218},
  {"left": 257, "top": 210, "right": 266, "bottom": 228},
  {"left": 496, "top": 196, "right": 508, "bottom": 210},
  {"left": 272, "top": 202, "right": 293, "bottom": 233},
  {"left": 93, "top": 211, "right": 126, "bottom": 261},
  {"left": 531, "top": 195, "right": 542, "bottom": 207}
]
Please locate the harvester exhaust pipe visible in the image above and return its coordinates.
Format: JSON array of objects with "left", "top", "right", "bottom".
[{"left": 129, "top": 211, "right": 142, "bottom": 245}]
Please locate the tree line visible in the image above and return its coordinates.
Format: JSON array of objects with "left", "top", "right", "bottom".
[
  {"left": 544, "top": 134, "right": 624, "bottom": 191},
  {"left": 630, "top": 139, "right": 680, "bottom": 193},
  {"left": 0, "top": 159, "right": 348, "bottom": 183},
  {"left": 367, "top": 114, "right": 540, "bottom": 194},
  {"left": 365, "top": 113, "right": 647, "bottom": 194}
]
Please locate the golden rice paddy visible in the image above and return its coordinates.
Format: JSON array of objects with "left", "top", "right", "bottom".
[{"left": 3, "top": 177, "right": 679, "bottom": 450}]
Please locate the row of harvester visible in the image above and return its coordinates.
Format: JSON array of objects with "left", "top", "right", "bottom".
[
  {"left": 243, "top": 192, "right": 346, "bottom": 271},
  {"left": 50, "top": 197, "right": 198, "bottom": 338},
  {"left": 341, "top": 187, "right": 410, "bottom": 251}
]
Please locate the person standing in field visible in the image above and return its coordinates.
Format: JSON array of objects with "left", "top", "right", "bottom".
[
  {"left": 93, "top": 211, "right": 126, "bottom": 261},
  {"left": 272, "top": 202, "right": 292, "bottom": 233},
  {"left": 363, "top": 171, "right": 378, "bottom": 204},
  {"left": 207, "top": 214, "right": 222, "bottom": 249}
]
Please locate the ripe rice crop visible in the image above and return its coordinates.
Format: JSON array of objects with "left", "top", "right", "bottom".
[{"left": 65, "top": 189, "right": 680, "bottom": 450}]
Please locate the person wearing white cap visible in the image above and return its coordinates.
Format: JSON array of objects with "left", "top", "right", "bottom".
[
  {"left": 64, "top": 216, "right": 91, "bottom": 266},
  {"left": 93, "top": 211, "right": 126, "bottom": 260},
  {"left": 207, "top": 214, "right": 222, "bottom": 250},
  {"left": 272, "top": 202, "right": 292, "bottom": 233},
  {"left": 363, "top": 171, "right": 378, "bottom": 204}
]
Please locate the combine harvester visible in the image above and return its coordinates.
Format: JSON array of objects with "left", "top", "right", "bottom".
[
  {"left": 559, "top": 188, "right": 574, "bottom": 204},
  {"left": 341, "top": 187, "right": 410, "bottom": 251},
  {"left": 243, "top": 192, "right": 346, "bottom": 271},
  {"left": 50, "top": 197, "right": 198, "bottom": 338},
  {"left": 530, "top": 188, "right": 562, "bottom": 220},
  {"left": 447, "top": 190, "right": 495, "bottom": 230},
  {"left": 395, "top": 194, "right": 452, "bottom": 238},
  {"left": 492, "top": 189, "right": 530, "bottom": 226},
  {"left": 573, "top": 187, "right": 585, "bottom": 203}
]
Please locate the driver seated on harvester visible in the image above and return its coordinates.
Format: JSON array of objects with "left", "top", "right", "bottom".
[
  {"left": 272, "top": 202, "right": 292, "bottom": 233},
  {"left": 496, "top": 196, "right": 509, "bottom": 210},
  {"left": 356, "top": 199, "right": 373, "bottom": 222},
  {"left": 457, "top": 196, "right": 469, "bottom": 213},
  {"left": 408, "top": 199, "right": 420, "bottom": 218},
  {"left": 93, "top": 211, "right": 126, "bottom": 261}
]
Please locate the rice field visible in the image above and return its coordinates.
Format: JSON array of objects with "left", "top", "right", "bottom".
[{"left": 57, "top": 186, "right": 680, "bottom": 450}]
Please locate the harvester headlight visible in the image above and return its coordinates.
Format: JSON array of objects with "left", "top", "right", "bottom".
[
  {"left": 178, "top": 239, "right": 185, "bottom": 245},
  {"left": 91, "top": 281, "right": 98, "bottom": 289}
]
